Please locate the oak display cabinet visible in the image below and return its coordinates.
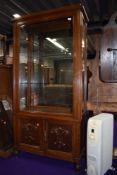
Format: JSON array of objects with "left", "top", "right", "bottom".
[{"left": 13, "top": 4, "right": 87, "bottom": 167}]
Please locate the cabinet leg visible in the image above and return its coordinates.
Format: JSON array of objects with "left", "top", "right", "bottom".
[
  {"left": 13, "top": 148, "right": 20, "bottom": 155},
  {"left": 73, "top": 157, "right": 81, "bottom": 171},
  {"left": 74, "top": 163, "right": 80, "bottom": 171}
]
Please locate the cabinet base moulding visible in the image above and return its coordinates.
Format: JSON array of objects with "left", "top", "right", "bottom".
[{"left": 0, "top": 148, "right": 13, "bottom": 158}]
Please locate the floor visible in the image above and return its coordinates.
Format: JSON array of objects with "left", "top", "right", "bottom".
[{"left": 0, "top": 151, "right": 116, "bottom": 175}]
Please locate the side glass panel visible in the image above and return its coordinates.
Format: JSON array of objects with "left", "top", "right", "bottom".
[
  {"left": 80, "top": 13, "right": 87, "bottom": 108},
  {"left": 19, "top": 28, "right": 28, "bottom": 110},
  {"left": 19, "top": 18, "right": 73, "bottom": 113}
]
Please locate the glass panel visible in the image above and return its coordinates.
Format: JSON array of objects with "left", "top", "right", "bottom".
[
  {"left": 80, "top": 13, "right": 87, "bottom": 105},
  {"left": 0, "top": 35, "right": 6, "bottom": 64},
  {"left": 19, "top": 27, "right": 28, "bottom": 110},
  {"left": 19, "top": 18, "right": 73, "bottom": 113}
]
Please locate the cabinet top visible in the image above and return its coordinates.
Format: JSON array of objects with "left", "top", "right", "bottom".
[{"left": 13, "top": 4, "right": 88, "bottom": 24}]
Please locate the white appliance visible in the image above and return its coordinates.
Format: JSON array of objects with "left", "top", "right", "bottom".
[{"left": 87, "top": 113, "right": 113, "bottom": 175}]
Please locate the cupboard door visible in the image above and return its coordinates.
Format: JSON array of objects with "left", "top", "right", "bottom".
[
  {"left": 46, "top": 120, "right": 73, "bottom": 153},
  {"left": 18, "top": 116, "right": 43, "bottom": 151},
  {"left": 18, "top": 17, "right": 73, "bottom": 114}
]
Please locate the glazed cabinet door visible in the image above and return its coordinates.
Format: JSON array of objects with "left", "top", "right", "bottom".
[
  {"left": 14, "top": 9, "right": 73, "bottom": 114},
  {"left": 45, "top": 119, "right": 76, "bottom": 160},
  {"left": 17, "top": 116, "right": 44, "bottom": 153}
]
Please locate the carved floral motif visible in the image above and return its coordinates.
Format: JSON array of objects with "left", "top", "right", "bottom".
[
  {"left": 48, "top": 124, "right": 72, "bottom": 152},
  {"left": 21, "top": 120, "right": 39, "bottom": 145}
]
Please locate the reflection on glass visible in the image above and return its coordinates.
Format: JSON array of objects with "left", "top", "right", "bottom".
[{"left": 19, "top": 18, "right": 73, "bottom": 113}]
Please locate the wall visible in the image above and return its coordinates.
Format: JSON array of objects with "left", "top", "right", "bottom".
[
  {"left": 87, "top": 34, "right": 117, "bottom": 152},
  {"left": 87, "top": 34, "right": 117, "bottom": 113}
]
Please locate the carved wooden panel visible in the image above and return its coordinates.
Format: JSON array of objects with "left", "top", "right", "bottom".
[
  {"left": 47, "top": 120, "right": 72, "bottom": 152},
  {"left": 87, "top": 34, "right": 117, "bottom": 113},
  {"left": 100, "top": 12, "right": 117, "bottom": 82},
  {"left": 19, "top": 117, "right": 43, "bottom": 147}
]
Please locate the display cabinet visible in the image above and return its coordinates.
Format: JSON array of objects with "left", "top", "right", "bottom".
[{"left": 13, "top": 4, "right": 87, "bottom": 166}]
